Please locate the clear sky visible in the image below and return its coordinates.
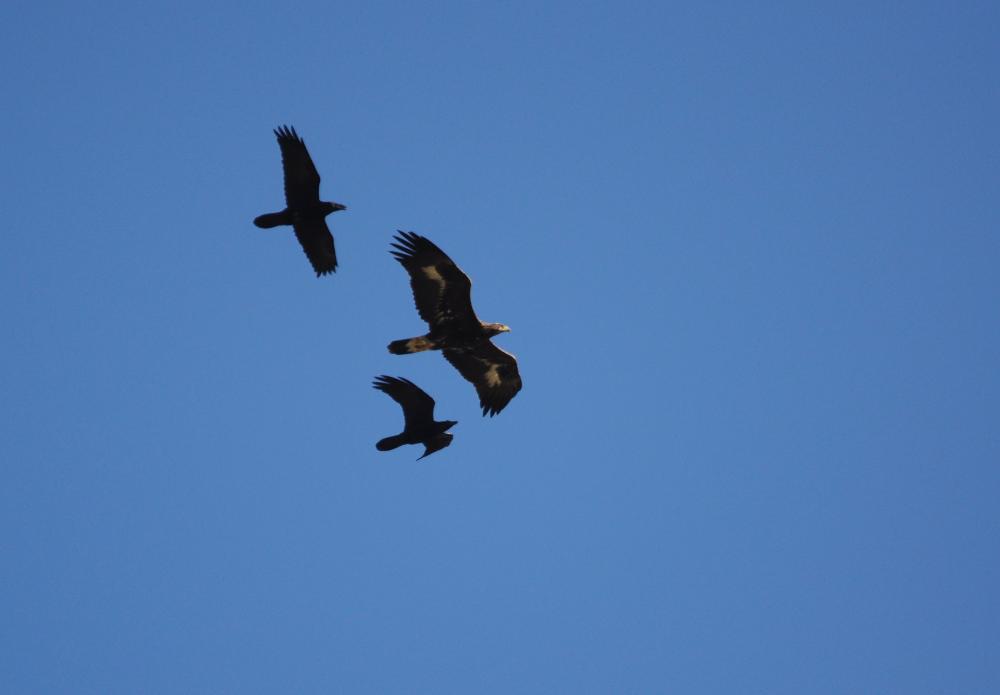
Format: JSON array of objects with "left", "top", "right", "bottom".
[{"left": 2, "top": 1, "right": 998, "bottom": 693}]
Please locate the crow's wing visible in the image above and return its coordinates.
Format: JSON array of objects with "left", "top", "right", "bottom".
[
  {"left": 418, "top": 433, "right": 454, "bottom": 460},
  {"left": 372, "top": 375, "right": 437, "bottom": 429},
  {"left": 443, "top": 342, "right": 522, "bottom": 416},
  {"left": 390, "top": 231, "right": 479, "bottom": 330},
  {"left": 275, "top": 125, "right": 321, "bottom": 209},
  {"left": 292, "top": 218, "right": 337, "bottom": 276}
]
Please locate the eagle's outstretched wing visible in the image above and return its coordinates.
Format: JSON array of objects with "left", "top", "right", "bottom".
[
  {"left": 443, "top": 342, "right": 522, "bottom": 416},
  {"left": 294, "top": 218, "right": 337, "bottom": 276},
  {"left": 275, "top": 125, "right": 321, "bottom": 209},
  {"left": 390, "top": 232, "right": 478, "bottom": 330},
  {"left": 372, "top": 375, "right": 437, "bottom": 429}
]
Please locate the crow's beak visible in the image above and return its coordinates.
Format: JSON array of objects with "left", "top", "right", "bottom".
[{"left": 333, "top": 203, "right": 347, "bottom": 212}]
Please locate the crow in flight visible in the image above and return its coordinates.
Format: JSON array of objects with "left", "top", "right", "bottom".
[
  {"left": 387, "top": 231, "right": 522, "bottom": 416},
  {"left": 253, "top": 125, "right": 346, "bottom": 276},
  {"left": 373, "top": 376, "right": 457, "bottom": 459}
]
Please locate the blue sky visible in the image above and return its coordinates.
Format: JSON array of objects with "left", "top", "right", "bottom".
[{"left": 2, "top": 1, "right": 998, "bottom": 692}]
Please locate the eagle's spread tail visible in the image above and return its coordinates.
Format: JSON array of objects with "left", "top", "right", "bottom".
[
  {"left": 376, "top": 434, "right": 406, "bottom": 451},
  {"left": 253, "top": 210, "right": 291, "bottom": 228},
  {"left": 388, "top": 336, "right": 437, "bottom": 355}
]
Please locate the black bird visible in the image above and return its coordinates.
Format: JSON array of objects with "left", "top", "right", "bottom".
[
  {"left": 253, "top": 125, "right": 346, "bottom": 276},
  {"left": 387, "top": 231, "right": 522, "bottom": 416},
  {"left": 373, "top": 375, "right": 457, "bottom": 459}
]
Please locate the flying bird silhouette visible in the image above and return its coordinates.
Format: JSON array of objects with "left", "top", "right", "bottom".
[
  {"left": 373, "top": 375, "right": 457, "bottom": 459},
  {"left": 387, "top": 231, "right": 522, "bottom": 416},
  {"left": 253, "top": 125, "right": 346, "bottom": 276}
]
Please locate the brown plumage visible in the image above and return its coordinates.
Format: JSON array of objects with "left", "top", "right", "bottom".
[{"left": 387, "top": 231, "right": 522, "bottom": 416}]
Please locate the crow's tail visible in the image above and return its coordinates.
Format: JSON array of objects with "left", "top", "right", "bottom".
[
  {"left": 376, "top": 434, "right": 406, "bottom": 451},
  {"left": 253, "top": 210, "right": 291, "bottom": 228}
]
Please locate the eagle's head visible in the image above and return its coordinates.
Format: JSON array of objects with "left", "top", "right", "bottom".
[{"left": 483, "top": 323, "right": 511, "bottom": 337}]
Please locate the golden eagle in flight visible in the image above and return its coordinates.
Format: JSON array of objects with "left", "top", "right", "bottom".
[
  {"left": 387, "top": 231, "right": 522, "bottom": 416},
  {"left": 253, "top": 125, "right": 346, "bottom": 276},
  {"left": 373, "top": 375, "right": 457, "bottom": 459}
]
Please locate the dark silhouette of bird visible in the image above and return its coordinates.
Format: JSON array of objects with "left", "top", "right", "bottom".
[
  {"left": 372, "top": 375, "right": 457, "bottom": 459},
  {"left": 253, "top": 125, "right": 346, "bottom": 276},
  {"left": 387, "top": 231, "right": 522, "bottom": 416}
]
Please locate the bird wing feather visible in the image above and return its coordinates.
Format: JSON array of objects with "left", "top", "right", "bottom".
[
  {"left": 373, "top": 375, "right": 437, "bottom": 429},
  {"left": 293, "top": 218, "right": 337, "bottom": 276},
  {"left": 390, "top": 231, "right": 478, "bottom": 330},
  {"left": 275, "top": 125, "right": 321, "bottom": 209},
  {"left": 443, "top": 342, "right": 522, "bottom": 416}
]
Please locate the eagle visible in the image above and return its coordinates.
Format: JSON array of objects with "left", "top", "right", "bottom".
[
  {"left": 373, "top": 375, "right": 457, "bottom": 459},
  {"left": 387, "top": 231, "right": 522, "bottom": 416},
  {"left": 253, "top": 125, "right": 346, "bottom": 276}
]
